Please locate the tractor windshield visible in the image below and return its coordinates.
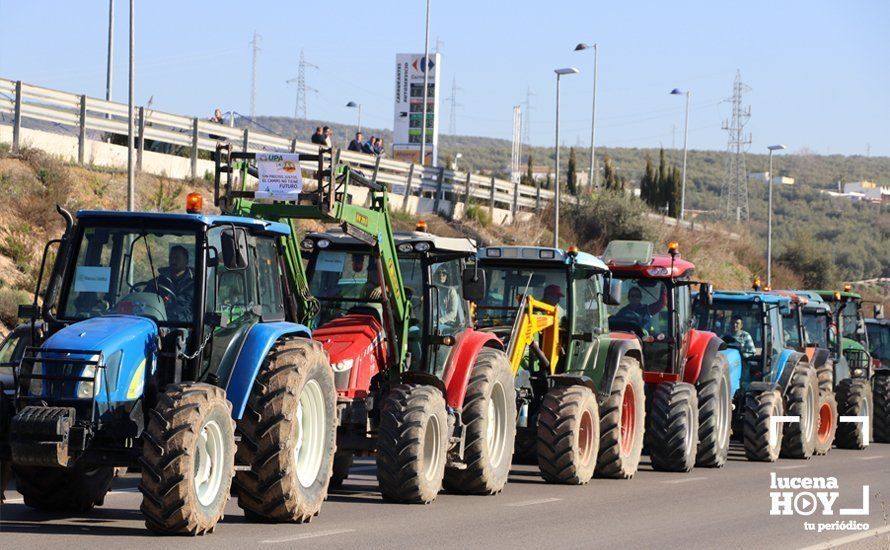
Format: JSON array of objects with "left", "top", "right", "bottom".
[
  {"left": 698, "top": 300, "right": 764, "bottom": 371},
  {"left": 803, "top": 310, "right": 830, "bottom": 349},
  {"left": 60, "top": 225, "right": 199, "bottom": 325},
  {"left": 607, "top": 278, "right": 670, "bottom": 338},
  {"left": 781, "top": 307, "right": 803, "bottom": 350},
  {"left": 307, "top": 249, "right": 384, "bottom": 326},
  {"left": 867, "top": 323, "right": 890, "bottom": 363},
  {"left": 840, "top": 301, "right": 862, "bottom": 340},
  {"left": 476, "top": 264, "right": 566, "bottom": 328}
]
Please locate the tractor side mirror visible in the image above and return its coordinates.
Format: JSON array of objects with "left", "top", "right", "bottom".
[
  {"left": 603, "top": 274, "right": 622, "bottom": 306},
  {"left": 462, "top": 267, "right": 486, "bottom": 303},
  {"left": 699, "top": 282, "right": 714, "bottom": 307},
  {"left": 220, "top": 227, "right": 248, "bottom": 270}
]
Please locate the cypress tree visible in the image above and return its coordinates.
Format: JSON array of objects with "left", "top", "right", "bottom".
[{"left": 567, "top": 147, "right": 578, "bottom": 195}]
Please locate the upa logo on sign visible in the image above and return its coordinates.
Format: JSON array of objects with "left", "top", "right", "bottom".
[{"left": 769, "top": 473, "right": 869, "bottom": 516}]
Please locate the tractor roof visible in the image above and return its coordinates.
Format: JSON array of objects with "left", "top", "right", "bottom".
[
  {"left": 866, "top": 318, "right": 890, "bottom": 327},
  {"left": 711, "top": 291, "right": 790, "bottom": 305},
  {"left": 478, "top": 246, "right": 608, "bottom": 272},
  {"left": 305, "top": 228, "right": 476, "bottom": 254},
  {"left": 766, "top": 290, "right": 807, "bottom": 304},
  {"left": 76, "top": 210, "right": 290, "bottom": 235},
  {"left": 812, "top": 290, "right": 863, "bottom": 301},
  {"left": 601, "top": 239, "right": 694, "bottom": 279}
]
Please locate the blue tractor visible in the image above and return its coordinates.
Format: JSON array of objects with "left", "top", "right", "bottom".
[
  {"left": 0, "top": 203, "right": 337, "bottom": 535},
  {"left": 695, "top": 292, "right": 819, "bottom": 461}
]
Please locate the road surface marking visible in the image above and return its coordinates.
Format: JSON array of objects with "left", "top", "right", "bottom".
[
  {"left": 662, "top": 477, "right": 707, "bottom": 484},
  {"left": 796, "top": 524, "right": 890, "bottom": 550},
  {"left": 858, "top": 455, "right": 886, "bottom": 461},
  {"left": 778, "top": 464, "right": 808, "bottom": 470},
  {"left": 261, "top": 528, "right": 356, "bottom": 543},
  {"left": 506, "top": 497, "right": 561, "bottom": 507}
]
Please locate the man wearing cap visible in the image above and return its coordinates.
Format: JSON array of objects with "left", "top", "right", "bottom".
[
  {"left": 615, "top": 285, "right": 667, "bottom": 330},
  {"left": 541, "top": 284, "right": 566, "bottom": 322}
]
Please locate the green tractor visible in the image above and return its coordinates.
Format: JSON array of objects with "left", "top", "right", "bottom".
[{"left": 475, "top": 245, "right": 647, "bottom": 482}]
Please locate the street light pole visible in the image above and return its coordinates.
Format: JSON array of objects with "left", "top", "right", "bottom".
[
  {"left": 671, "top": 88, "right": 690, "bottom": 221},
  {"left": 766, "top": 144, "right": 787, "bottom": 287},
  {"left": 346, "top": 101, "right": 362, "bottom": 133},
  {"left": 106, "top": 0, "right": 114, "bottom": 102},
  {"left": 553, "top": 68, "right": 579, "bottom": 248},
  {"left": 127, "top": 0, "right": 135, "bottom": 212},
  {"left": 419, "top": 0, "right": 431, "bottom": 166},
  {"left": 574, "top": 43, "right": 598, "bottom": 189}
]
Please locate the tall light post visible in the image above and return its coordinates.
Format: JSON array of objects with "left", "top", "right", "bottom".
[
  {"left": 553, "top": 67, "right": 580, "bottom": 248},
  {"left": 419, "top": 0, "right": 431, "bottom": 166},
  {"left": 670, "top": 88, "right": 690, "bottom": 222},
  {"left": 127, "top": 0, "right": 135, "bottom": 211},
  {"left": 574, "top": 43, "right": 597, "bottom": 189},
  {"left": 346, "top": 101, "right": 362, "bottom": 133},
  {"left": 766, "top": 144, "right": 786, "bottom": 288},
  {"left": 106, "top": 0, "right": 114, "bottom": 102}
]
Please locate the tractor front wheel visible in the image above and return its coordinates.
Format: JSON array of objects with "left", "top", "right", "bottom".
[
  {"left": 139, "top": 382, "right": 235, "bottom": 535},
  {"left": 646, "top": 382, "right": 699, "bottom": 472},
  {"left": 781, "top": 366, "right": 819, "bottom": 459},
  {"left": 874, "top": 375, "right": 890, "bottom": 443},
  {"left": 444, "top": 348, "right": 516, "bottom": 495},
  {"left": 743, "top": 388, "right": 784, "bottom": 462},
  {"left": 235, "top": 337, "right": 336, "bottom": 522},
  {"left": 695, "top": 353, "right": 732, "bottom": 468},
  {"left": 537, "top": 385, "right": 600, "bottom": 484},
  {"left": 595, "top": 356, "right": 645, "bottom": 479},
  {"left": 835, "top": 378, "right": 872, "bottom": 449},
  {"left": 330, "top": 452, "right": 354, "bottom": 488},
  {"left": 377, "top": 384, "right": 447, "bottom": 504},
  {"left": 14, "top": 464, "right": 114, "bottom": 512}
]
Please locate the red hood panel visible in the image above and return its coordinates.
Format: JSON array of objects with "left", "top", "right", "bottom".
[{"left": 312, "top": 313, "right": 387, "bottom": 398}]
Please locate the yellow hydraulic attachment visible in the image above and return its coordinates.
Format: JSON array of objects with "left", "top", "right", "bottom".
[{"left": 507, "top": 295, "right": 561, "bottom": 376}]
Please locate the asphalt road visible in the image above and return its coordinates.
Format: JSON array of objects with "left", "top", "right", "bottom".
[{"left": 1, "top": 443, "right": 889, "bottom": 549}]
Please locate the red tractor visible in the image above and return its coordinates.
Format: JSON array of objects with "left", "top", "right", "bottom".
[{"left": 604, "top": 241, "right": 734, "bottom": 471}]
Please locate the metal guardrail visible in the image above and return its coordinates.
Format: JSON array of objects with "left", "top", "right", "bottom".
[{"left": 0, "top": 77, "right": 554, "bottom": 218}]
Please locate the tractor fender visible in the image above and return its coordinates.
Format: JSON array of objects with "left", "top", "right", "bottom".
[
  {"left": 718, "top": 347, "right": 744, "bottom": 398},
  {"left": 804, "top": 345, "right": 830, "bottom": 370},
  {"left": 441, "top": 328, "right": 504, "bottom": 410},
  {"left": 682, "top": 330, "right": 722, "bottom": 385},
  {"left": 549, "top": 373, "right": 598, "bottom": 393},
  {"left": 597, "top": 336, "right": 644, "bottom": 402},
  {"left": 776, "top": 351, "right": 808, "bottom": 391},
  {"left": 225, "top": 321, "right": 312, "bottom": 419},
  {"left": 402, "top": 370, "right": 447, "bottom": 397}
]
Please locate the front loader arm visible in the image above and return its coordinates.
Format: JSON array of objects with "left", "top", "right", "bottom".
[{"left": 507, "top": 296, "right": 560, "bottom": 375}]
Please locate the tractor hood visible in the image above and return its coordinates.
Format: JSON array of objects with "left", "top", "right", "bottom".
[
  {"left": 312, "top": 313, "right": 387, "bottom": 399},
  {"left": 37, "top": 315, "right": 158, "bottom": 404}
]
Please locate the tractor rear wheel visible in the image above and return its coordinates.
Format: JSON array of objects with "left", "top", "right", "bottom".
[
  {"left": 235, "top": 337, "right": 336, "bottom": 522},
  {"left": 595, "top": 356, "right": 645, "bottom": 479},
  {"left": 874, "top": 375, "right": 890, "bottom": 443},
  {"left": 537, "top": 385, "right": 599, "bottom": 484},
  {"left": 781, "top": 366, "right": 819, "bottom": 459},
  {"left": 14, "top": 464, "right": 114, "bottom": 512},
  {"left": 140, "top": 383, "right": 235, "bottom": 535},
  {"left": 444, "top": 348, "right": 516, "bottom": 495},
  {"left": 814, "top": 392, "right": 838, "bottom": 455},
  {"left": 646, "top": 382, "right": 699, "bottom": 472},
  {"left": 330, "top": 452, "right": 354, "bottom": 488},
  {"left": 835, "top": 378, "right": 872, "bottom": 449},
  {"left": 695, "top": 353, "right": 732, "bottom": 468},
  {"left": 743, "top": 388, "right": 784, "bottom": 462},
  {"left": 377, "top": 384, "right": 447, "bottom": 504}
]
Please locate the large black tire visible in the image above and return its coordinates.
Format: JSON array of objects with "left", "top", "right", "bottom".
[
  {"left": 646, "top": 382, "right": 699, "bottom": 472},
  {"left": 595, "top": 356, "right": 645, "bottom": 479},
  {"left": 816, "top": 361, "right": 834, "bottom": 395},
  {"left": 814, "top": 392, "right": 838, "bottom": 455},
  {"left": 234, "top": 338, "right": 336, "bottom": 522},
  {"left": 444, "top": 348, "right": 516, "bottom": 495},
  {"left": 512, "top": 429, "right": 538, "bottom": 465},
  {"left": 874, "top": 375, "right": 890, "bottom": 443},
  {"left": 537, "top": 385, "right": 600, "bottom": 484},
  {"left": 695, "top": 353, "right": 732, "bottom": 468},
  {"left": 140, "top": 383, "right": 235, "bottom": 535},
  {"left": 376, "top": 384, "right": 448, "bottom": 504},
  {"left": 13, "top": 464, "right": 114, "bottom": 512},
  {"left": 781, "top": 366, "right": 819, "bottom": 459},
  {"left": 743, "top": 389, "right": 784, "bottom": 462},
  {"left": 329, "top": 452, "right": 354, "bottom": 488},
  {"left": 835, "top": 378, "right": 873, "bottom": 449}
]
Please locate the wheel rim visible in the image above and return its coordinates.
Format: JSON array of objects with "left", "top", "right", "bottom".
[
  {"left": 768, "top": 400, "right": 780, "bottom": 449},
  {"left": 861, "top": 398, "right": 869, "bottom": 440},
  {"left": 294, "top": 379, "right": 326, "bottom": 488},
  {"left": 422, "top": 412, "right": 442, "bottom": 482},
  {"left": 486, "top": 380, "right": 508, "bottom": 468},
  {"left": 817, "top": 401, "right": 833, "bottom": 444},
  {"left": 579, "top": 408, "right": 595, "bottom": 465},
  {"left": 194, "top": 419, "right": 225, "bottom": 507},
  {"left": 620, "top": 383, "right": 636, "bottom": 457},
  {"left": 802, "top": 384, "right": 816, "bottom": 443},
  {"left": 716, "top": 375, "right": 731, "bottom": 447},
  {"left": 682, "top": 401, "right": 694, "bottom": 456}
]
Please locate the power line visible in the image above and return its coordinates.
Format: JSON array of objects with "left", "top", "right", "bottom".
[
  {"left": 720, "top": 70, "right": 752, "bottom": 221},
  {"left": 286, "top": 50, "right": 318, "bottom": 120},
  {"left": 249, "top": 30, "right": 261, "bottom": 118}
]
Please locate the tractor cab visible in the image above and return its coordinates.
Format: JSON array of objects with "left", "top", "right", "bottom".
[
  {"left": 866, "top": 317, "right": 890, "bottom": 370},
  {"left": 301, "top": 222, "right": 477, "bottom": 378},
  {"left": 813, "top": 289, "right": 873, "bottom": 378}
]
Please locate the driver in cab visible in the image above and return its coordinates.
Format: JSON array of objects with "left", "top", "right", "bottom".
[
  {"left": 725, "top": 316, "right": 756, "bottom": 358},
  {"left": 150, "top": 245, "right": 195, "bottom": 321},
  {"left": 616, "top": 286, "right": 666, "bottom": 329}
]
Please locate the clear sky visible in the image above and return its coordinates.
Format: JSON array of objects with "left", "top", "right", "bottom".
[{"left": 1, "top": 1, "right": 887, "bottom": 155}]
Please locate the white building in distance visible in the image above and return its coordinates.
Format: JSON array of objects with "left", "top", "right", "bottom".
[{"left": 749, "top": 172, "right": 795, "bottom": 186}]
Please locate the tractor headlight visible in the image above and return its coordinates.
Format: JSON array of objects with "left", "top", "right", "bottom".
[
  {"left": 76, "top": 353, "right": 108, "bottom": 399},
  {"left": 316, "top": 239, "right": 330, "bottom": 249},
  {"left": 852, "top": 368, "right": 863, "bottom": 378},
  {"left": 300, "top": 238, "right": 315, "bottom": 251},
  {"left": 414, "top": 242, "right": 431, "bottom": 252},
  {"left": 332, "top": 358, "right": 354, "bottom": 373},
  {"left": 398, "top": 243, "right": 414, "bottom": 253}
]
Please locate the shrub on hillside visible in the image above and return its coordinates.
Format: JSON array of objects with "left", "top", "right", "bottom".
[
  {"left": 776, "top": 230, "right": 837, "bottom": 288},
  {"left": 465, "top": 202, "right": 491, "bottom": 227},
  {"left": 0, "top": 286, "right": 30, "bottom": 328},
  {"left": 567, "top": 190, "right": 656, "bottom": 250}
]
